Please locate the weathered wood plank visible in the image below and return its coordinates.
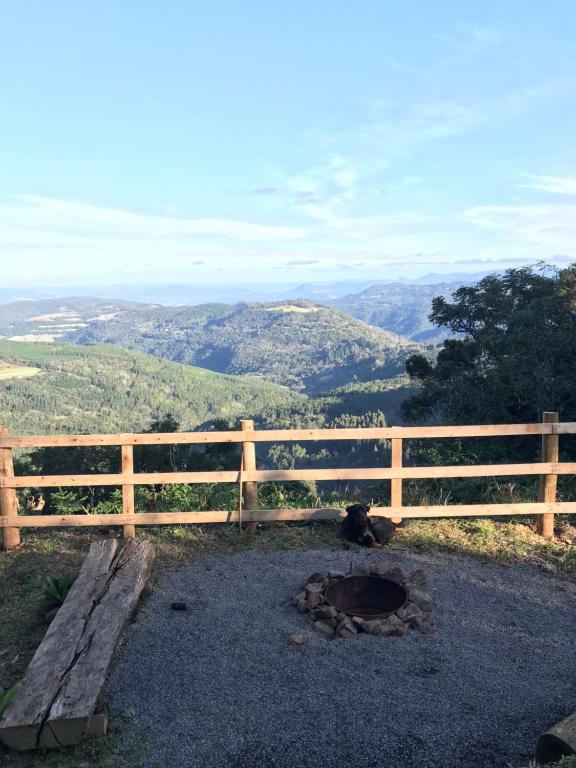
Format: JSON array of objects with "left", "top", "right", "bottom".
[
  {"left": 1, "top": 501, "right": 574, "bottom": 528},
  {"left": 4, "top": 461, "right": 576, "bottom": 490},
  {"left": 0, "top": 426, "right": 20, "bottom": 550},
  {"left": 0, "top": 422, "right": 561, "bottom": 449},
  {"left": 537, "top": 411, "right": 559, "bottom": 539},
  {"left": 0, "top": 539, "right": 154, "bottom": 750}
]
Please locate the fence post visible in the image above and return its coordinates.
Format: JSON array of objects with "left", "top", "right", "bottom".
[
  {"left": 390, "top": 437, "right": 403, "bottom": 525},
  {"left": 240, "top": 419, "right": 258, "bottom": 533},
  {"left": 0, "top": 426, "right": 20, "bottom": 550},
  {"left": 537, "top": 411, "right": 559, "bottom": 539},
  {"left": 121, "top": 444, "right": 136, "bottom": 539}
]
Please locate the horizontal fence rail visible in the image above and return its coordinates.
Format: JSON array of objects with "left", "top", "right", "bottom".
[{"left": 0, "top": 413, "right": 573, "bottom": 549}]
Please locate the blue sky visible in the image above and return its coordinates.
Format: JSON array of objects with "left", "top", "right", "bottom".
[{"left": 2, "top": 0, "right": 576, "bottom": 285}]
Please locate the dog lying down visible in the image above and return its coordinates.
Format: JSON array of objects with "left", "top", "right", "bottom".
[{"left": 342, "top": 503, "right": 396, "bottom": 548}]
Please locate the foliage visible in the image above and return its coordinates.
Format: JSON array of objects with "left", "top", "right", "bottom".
[
  {"left": 66, "top": 299, "right": 424, "bottom": 393},
  {"left": 0, "top": 339, "right": 303, "bottom": 435},
  {"left": 0, "top": 682, "right": 21, "bottom": 717},
  {"left": 43, "top": 575, "right": 75, "bottom": 606},
  {"left": 403, "top": 265, "right": 576, "bottom": 428},
  {"left": 49, "top": 488, "right": 89, "bottom": 515}
]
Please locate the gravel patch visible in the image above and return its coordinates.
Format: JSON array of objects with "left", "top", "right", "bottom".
[{"left": 106, "top": 549, "right": 576, "bottom": 768}]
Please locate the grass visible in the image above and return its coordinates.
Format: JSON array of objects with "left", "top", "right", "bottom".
[
  {"left": 0, "top": 516, "right": 574, "bottom": 767},
  {"left": 0, "top": 366, "right": 40, "bottom": 381}
]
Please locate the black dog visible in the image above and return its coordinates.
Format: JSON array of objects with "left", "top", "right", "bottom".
[{"left": 342, "top": 503, "right": 395, "bottom": 548}]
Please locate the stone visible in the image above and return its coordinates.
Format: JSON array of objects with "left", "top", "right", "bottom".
[
  {"left": 396, "top": 602, "right": 421, "bottom": 623},
  {"left": 290, "top": 590, "right": 306, "bottom": 606},
  {"left": 305, "top": 592, "right": 323, "bottom": 610},
  {"left": 370, "top": 562, "right": 391, "bottom": 576},
  {"left": 411, "top": 612, "right": 433, "bottom": 634},
  {"left": 328, "top": 570, "right": 345, "bottom": 580},
  {"left": 351, "top": 615, "right": 367, "bottom": 629},
  {"left": 336, "top": 617, "right": 358, "bottom": 637},
  {"left": 411, "top": 588, "right": 432, "bottom": 611},
  {"left": 304, "top": 582, "right": 324, "bottom": 595},
  {"left": 313, "top": 620, "right": 335, "bottom": 638},
  {"left": 336, "top": 612, "right": 346, "bottom": 622},
  {"left": 338, "top": 628, "right": 359, "bottom": 639},
  {"left": 306, "top": 572, "right": 325, "bottom": 584},
  {"left": 351, "top": 562, "right": 371, "bottom": 576},
  {"left": 288, "top": 633, "right": 306, "bottom": 646},
  {"left": 296, "top": 599, "right": 307, "bottom": 613},
  {"left": 409, "top": 569, "right": 428, "bottom": 587},
  {"left": 171, "top": 601, "right": 188, "bottom": 611},
  {"left": 383, "top": 567, "right": 405, "bottom": 584},
  {"left": 311, "top": 605, "right": 337, "bottom": 621},
  {"left": 369, "top": 615, "right": 406, "bottom": 637}
]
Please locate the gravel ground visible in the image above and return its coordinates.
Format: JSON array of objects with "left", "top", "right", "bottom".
[{"left": 106, "top": 548, "right": 576, "bottom": 768}]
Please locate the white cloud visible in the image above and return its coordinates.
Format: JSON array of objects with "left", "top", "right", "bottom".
[
  {"left": 2, "top": 195, "right": 309, "bottom": 243},
  {"left": 463, "top": 204, "right": 576, "bottom": 252},
  {"left": 519, "top": 174, "right": 576, "bottom": 195}
]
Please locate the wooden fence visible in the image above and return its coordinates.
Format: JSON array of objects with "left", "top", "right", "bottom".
[{"left": 1, "top": 412, "right": 574, "bottom": 550}]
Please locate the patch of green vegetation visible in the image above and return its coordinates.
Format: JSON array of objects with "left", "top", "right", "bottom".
[
  {"left": 0, "top": 340, "right": 303, "bottom": 435},
  {"left": 0, "top": 366, "right": 40, "bottom": 381}
]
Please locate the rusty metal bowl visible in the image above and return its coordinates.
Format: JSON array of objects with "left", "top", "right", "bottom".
[{"left": 324, "top": 575, "right": 407, "bottom": 620}]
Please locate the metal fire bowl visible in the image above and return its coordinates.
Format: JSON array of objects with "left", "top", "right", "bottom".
[{"left": 324, "top": 575, "right": 408, "bottom": 620}]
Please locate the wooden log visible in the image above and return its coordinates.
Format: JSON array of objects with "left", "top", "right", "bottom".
[
  {"left": 241, "top": 419, "right": 258, "bottom": 533},
  {"left": 390, "top": 437, "right": 403, "bottom": 525},
  {"left": 0, "top": 426, "right": 20, "bottom": 550},
  {"left": 4, "top": 461, "right": 575, "bottom": 490},
  {"left": 0, "top": 501, "right": 574, "bottom": 528},
  {"left": 121, "top": 444, "right": 136, "bottom": 539},
  {"left": 536, "top": 711, "right": 576, "bottom": 763},
  {"left": 537, "top": 411, "right": 559, "bottom": 539},
  {"left": 0, "top": 422, "right": 559, "bottom": 449},
  {"left": 0, "top": 539, "right": 155, "bottom": 750}
]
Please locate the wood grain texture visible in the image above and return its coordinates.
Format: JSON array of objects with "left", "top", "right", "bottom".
[
  {"left": 0, "top": 426, "right": 20, "bottom": 549},
  {"left": 121, "top": 444, "right": 135, "bottom": 538},
  {"left": 537, "top": 411, "right": 559, "bottom": 539},
  {"left": 0, "top": 539, "right": 154, "bottom": 750},
  {"left": 2, "top": 501, "right": 575, "bottom": 528},
  {"left": 0, "top": 422, "right": 560, "bottom": 449}
]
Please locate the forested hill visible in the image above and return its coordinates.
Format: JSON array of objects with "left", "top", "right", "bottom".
[
  {"left": 330, "top": 282, "right": 464, "bottom": 342},
  {"left": 0, "top": 340, "right": 304, "bottom": 435},
  {"left": 66, "top": 300, "right": 424, "bottom": 393}
]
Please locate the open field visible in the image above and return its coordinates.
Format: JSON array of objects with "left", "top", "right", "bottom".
[{"left": 0, "top": 365, "right": 41, "bottom": 381}]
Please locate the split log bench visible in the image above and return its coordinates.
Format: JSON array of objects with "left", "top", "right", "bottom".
[
  {"left": 0, "top": 538, "right": 154, "bottom": 750},
  {"left": 537, "top": 711, "right": 576, "bottom": 763}
]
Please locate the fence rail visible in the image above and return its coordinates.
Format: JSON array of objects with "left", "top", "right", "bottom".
[{"left": 0, "top": 412, "right": 573, "bottom": 549}]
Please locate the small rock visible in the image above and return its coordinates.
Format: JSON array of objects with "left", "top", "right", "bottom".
[
  {"left": 296, "top": 599, "right": 307, "bottom": 613},
  {"left": 290, "top": 590, "right": 306, "bottom": 606},
  {"left": 304, "top": 582, "right": 324, "bottom": 595},
  {"left": 43, "top": 606, "right": 60, "bottom": 624},
  {"left": 306, "top": 572, "right": 325, "bottom": 584},
  {"left": 328, "top": 570, "right": 345, "bottom": 580},
  {"left": 305, "top": 592, "right": 323, "bottom": 610},
  {"left": 411, "top": 589, "right": 432, "bottom": 611},
  {"left": 338, "top": 628, "right": 360, "bottom": 639},
  {"left": 383, "top": 567, "right": 405, "bottom": 584},
  {"left": 311, "top": 605, "right": 337, "bottom": 620},
  {"left": 350, "top": 562, "right": 371, "bottom": 576},
  {"left": 171, "top": 601, "right": 188, "bottom": 611},
  {"left": 412, "top": 612, "right": 433, "bottom": 634},
  {"left": 409, "top": 569, "right": 428, "bottom": 587},
  {"left": 336, "top": 617, "right": 358, "bottom": 637},
  {"left": 336, "top": 612, "right": 346, "bottom": 622},
  {"left": 313, "top": 620, "right": 335, "bottom": 638},
  {"left": 371, "top": 615, "right": 406, "bottom": 637},
  {"left": 288, "top": 633, "right": 306, "bottom": 646},
  {"left": 396, "top": 602, "right": 421, "bottom": 623},
  {"left": 370, "top": 562, "right": 391, "bottom": 576}
]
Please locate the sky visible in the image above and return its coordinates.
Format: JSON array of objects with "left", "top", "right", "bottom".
[{"left": 2, "top": 0, "right": 576, "bottom": 286}]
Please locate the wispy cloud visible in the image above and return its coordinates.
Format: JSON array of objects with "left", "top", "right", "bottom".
[
  {"left": 463, "top": 203, "right": 576, "bottom": 251},
  {"left": 519, "top": 173, "right": 576, "bottom": 195},
  {"left": 438, "top": 21, "right": 504, "bottom": 54}
]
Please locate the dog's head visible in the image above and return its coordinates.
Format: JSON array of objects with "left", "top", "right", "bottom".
[{"left": 345, "top": 503, "right": 371, "bottom": 524}]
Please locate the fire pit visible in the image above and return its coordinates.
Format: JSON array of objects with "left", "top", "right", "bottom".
[
  {"left": 325, "top": 575, "right": 408, "bottom": 620},
  {"left": 290, "top": 563, "right": 432, "bottom": 639}
]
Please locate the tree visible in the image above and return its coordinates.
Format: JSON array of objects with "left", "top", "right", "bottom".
[{"left": 403, "top": 265, "right": 576, "bottom": 428}]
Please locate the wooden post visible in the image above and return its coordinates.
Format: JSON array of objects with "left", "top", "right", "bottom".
[
  {"left": 536, "top": 411, "right": 559, "bottom": 539},
  {"left": 121, "top": 445, "right": 135, "bottom": 539},
  {"left": 0, "top": 426, "right": 20, "bottom": 550},
  {"left": 240, "top": 419, "right": 258, "bottom": 533},
  {"left": 390, "top": 437, "right": 403, "bottom": 525}
]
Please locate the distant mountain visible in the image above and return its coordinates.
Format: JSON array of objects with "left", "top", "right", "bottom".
[
  {"left": 63, "top": 299, "right": 424, "bottom": 394},
  {"left": 330, "top": 282, "right": 468, "bottom": 341},
  {"left": 0, "top": 340, "right": 303, "bottom": 435}
]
